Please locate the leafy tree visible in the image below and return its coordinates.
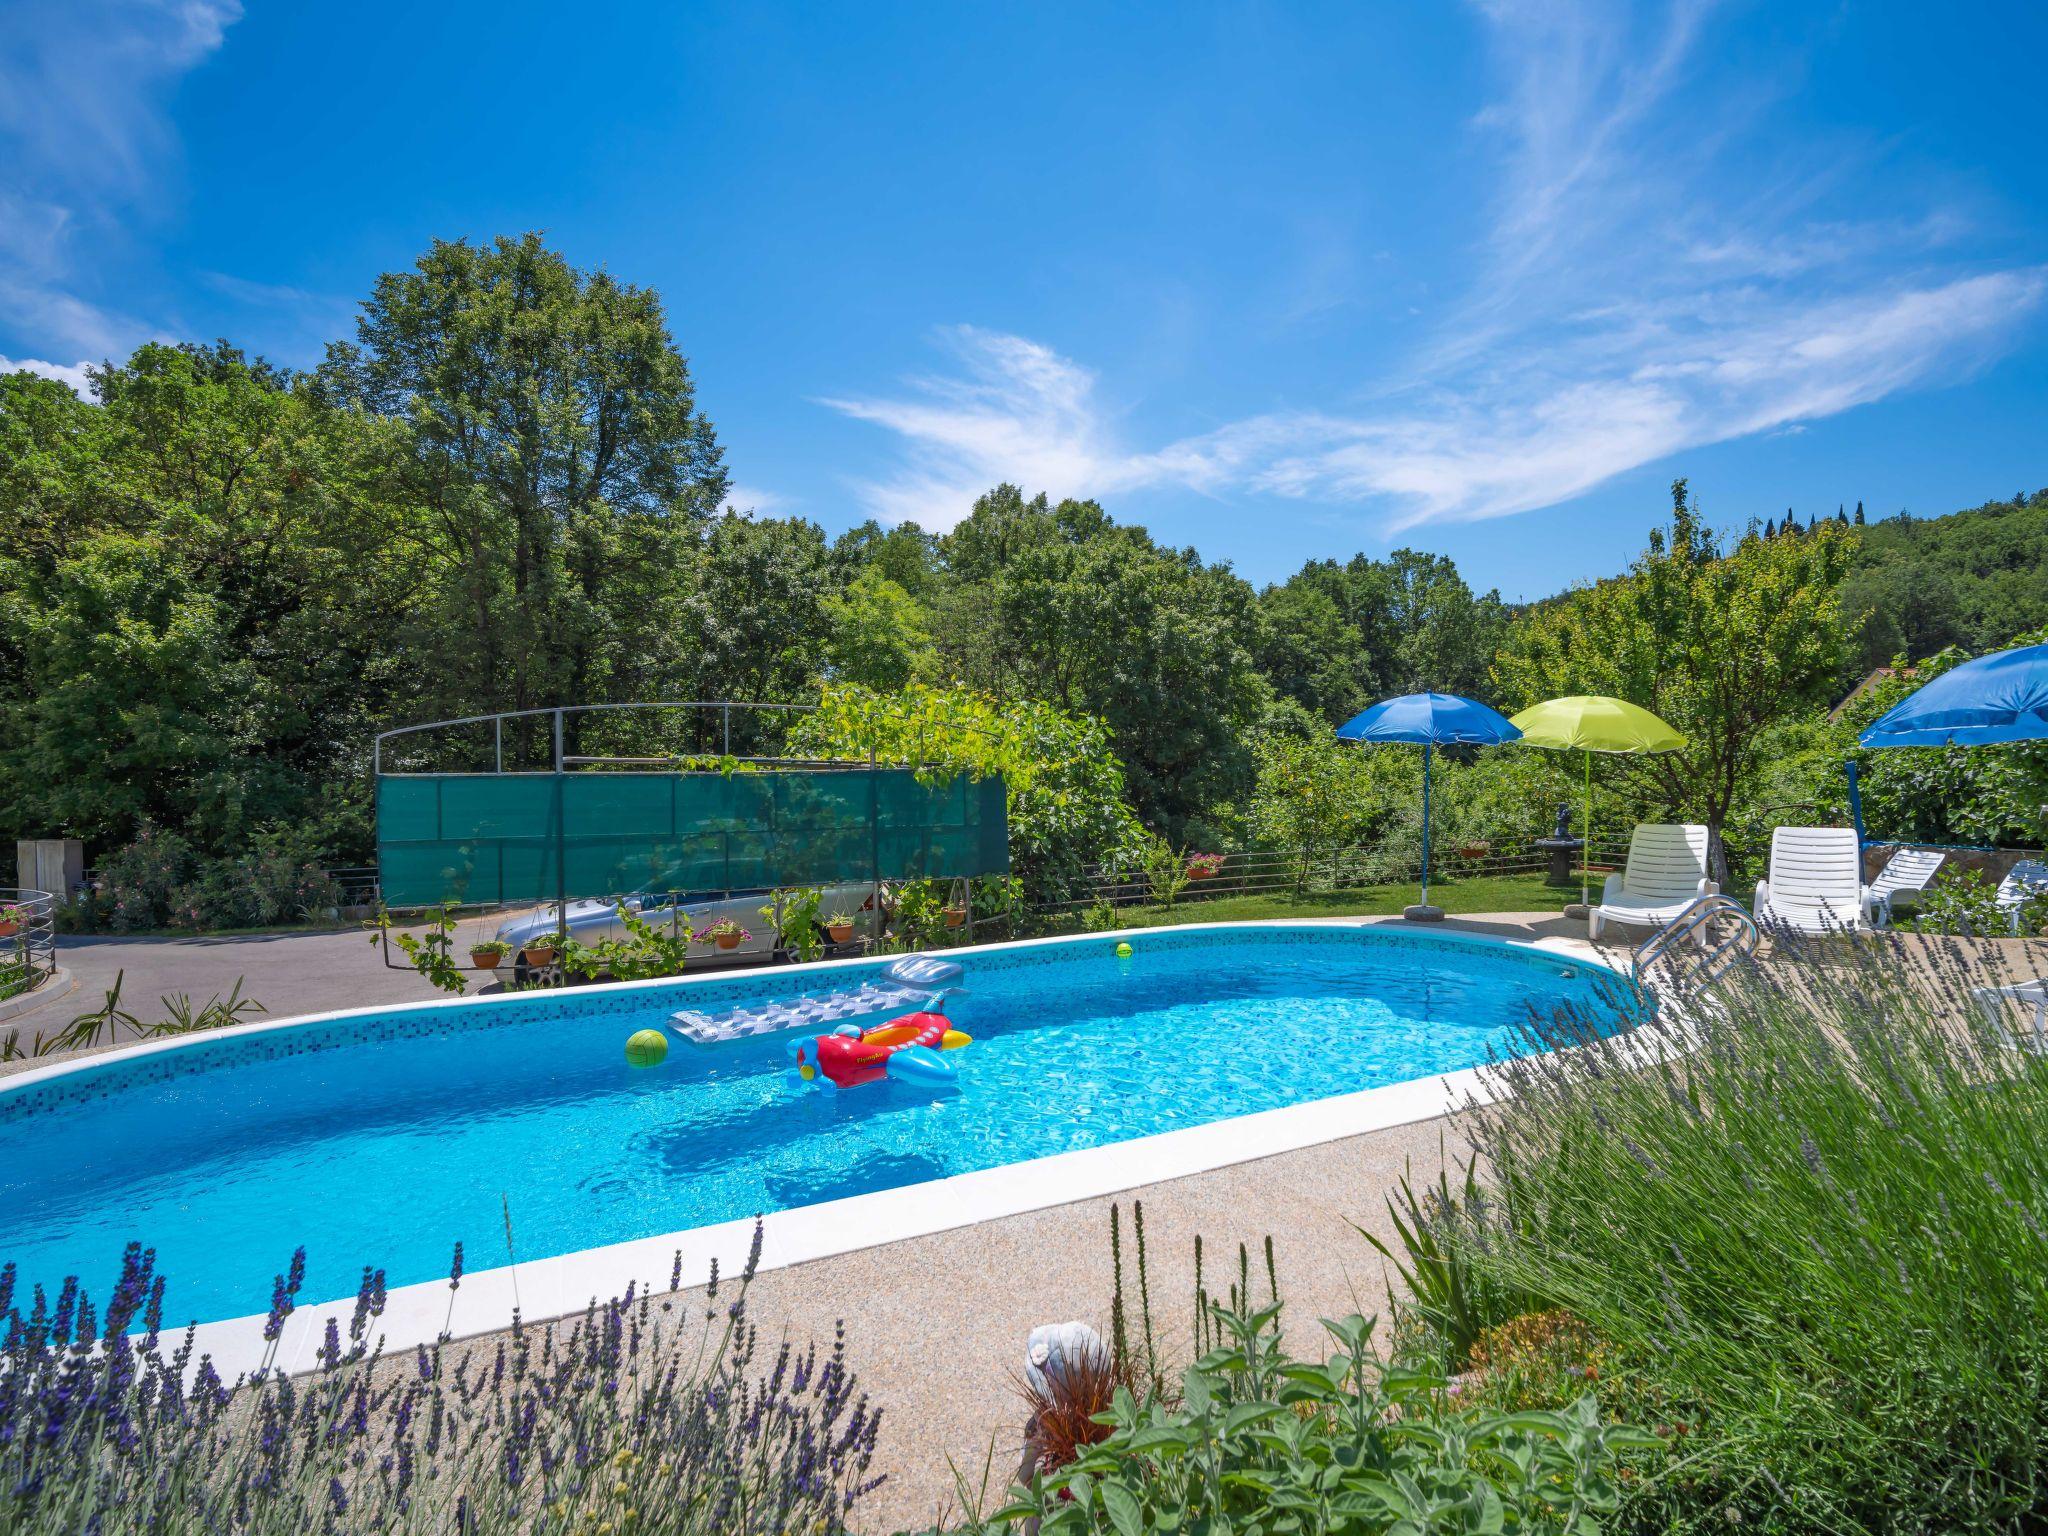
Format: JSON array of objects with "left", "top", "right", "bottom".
[
  {"left": 1254, "top": 549, "right": 1506, "bottom": 724},
  {"left": 821, "top": 566, "right": 935, "bottom": 692},
  {"left": 680, "top": 513, "right": 835, "bottom": 716},
  {"left": 0, "top": 344, "right": 409, "bottom": 857},
  {"left": 786, "top": 682, "right": 1144, "bottom": 905},
  {"left": 831, "top": 518, "right": 938, "bottom": 595},
  {"left": 317, "top": 234, "right": 727, "bottom": 732},
  {"left": 930, "top": 485, "right": 1270, "bottom": 840},
  {"left": 1492, "top": 480, "right": 1854, "bottom": 865},
  {"left": 1381, "top": 548, "right": 1509, "bottom": 695},
  {"left": 1836, "top": 488, "right": 2048, "bottom": 678},
  {"left": 1249, "top": 734, "right": 1383, "bottom": 890}
]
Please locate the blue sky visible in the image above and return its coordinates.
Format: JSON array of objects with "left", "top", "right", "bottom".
[{"left": 2, "top": 1, "right": 2043, "bottom": 599}]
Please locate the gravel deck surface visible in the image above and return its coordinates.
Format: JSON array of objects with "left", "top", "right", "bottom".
[{"left": 712, "top": 1109, "right": 1478, "bottom": 1534}]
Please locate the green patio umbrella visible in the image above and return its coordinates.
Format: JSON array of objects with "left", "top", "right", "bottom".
[{"left": 1508, "top": 696, "right": 1687, "bottom": 909}]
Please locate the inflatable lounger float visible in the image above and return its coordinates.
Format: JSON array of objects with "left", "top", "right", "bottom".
[
  {"left": 788, "top": 1009, "right": 972, "bottom": 1090},
  {"left": 667, "top": 955, "right": 965, "bottom": 1047}
]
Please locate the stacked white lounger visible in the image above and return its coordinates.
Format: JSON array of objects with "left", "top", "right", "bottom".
[
  {"left": 1997, "top": 860, "right": 2048, "bottom": 934},
  {"left": 1587, "top": 823, "right": 1715, "bottom": 941},
  {"left": 667, "top": 954, "right": 964, "bottom": 1046},
  {"left": 1865, "top": 846, "right": 1945, "bottom": 927}
]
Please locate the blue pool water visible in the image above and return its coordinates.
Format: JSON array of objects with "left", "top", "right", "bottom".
[{"left": 0, "top": 926, "right": 1630, "bottom": 1324}]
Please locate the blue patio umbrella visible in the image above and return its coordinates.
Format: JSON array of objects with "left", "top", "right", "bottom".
[
  {"left": 1848, "top": 642, "right": 2048, "bottom": 841},
  {"left": 1336, "top": 692, "right": 1523, "bottom": 920}
]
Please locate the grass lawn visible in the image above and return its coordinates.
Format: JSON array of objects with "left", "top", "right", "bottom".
[{"left": 1100, "top": 871, "right": 1591, "bottom": 928}]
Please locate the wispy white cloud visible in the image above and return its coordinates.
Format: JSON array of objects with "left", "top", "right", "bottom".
[
  {"left": 819, "top": 327, "right": 1167, "bottom": 531},
  {"left": 0, "top": 0, "right": 242, "bottom": 357},
  {"left": 830, "top": 0, "right": 2046, "bottom": 534},
  {"left": 0, "top": 355, "right": 96, "bottom": 395}
]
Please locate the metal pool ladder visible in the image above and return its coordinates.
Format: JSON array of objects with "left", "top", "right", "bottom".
[{"left": 1631, "top": 894, "right": 1760, "bottom": 996}]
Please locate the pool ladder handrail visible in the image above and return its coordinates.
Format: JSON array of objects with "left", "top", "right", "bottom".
[{"left": 1630, "top": 893, "right": 1760, "bottom": 996}]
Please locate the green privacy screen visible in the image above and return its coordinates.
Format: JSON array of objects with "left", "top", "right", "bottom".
[{"left": 376, "top": 769, "right": 1009, "bottom": 908}]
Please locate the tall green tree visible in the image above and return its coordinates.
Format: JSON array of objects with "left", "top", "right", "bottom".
[
  {"left": 1254, "top": 549, "right": 1508, "bottom": 724},
  {"left": 1492, "top": 480, "right": 1854, "bottom": 864},
  {"left": 822, "top": 566, "right": 936, "bottom": 692},
  {"left": 317, "top": 234, "right": 728, "bottom": 730},
  {"left": 930, "top": 485, "right": 1270, "bottom": 840},
  {"left": 0, "top": 344, "right": 410, "bottom": 857}
]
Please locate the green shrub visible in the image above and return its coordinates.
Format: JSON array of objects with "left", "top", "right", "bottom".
[
  {"left": 981, "top": 1297, "right": 1654, "bottom": 1534},
  {"left": 1911, "top": 865, "right": 2011, "bottom": 935},
  {"left": 787, "top": 684, "right": 1146, "bottom": 907},
  {"left": 1359, "top": 1155, "right": 1548, "bottom": 1372},
  {"left": 88, "top": 822, "right": 193, "bottom": 930},
  {"left": 78, "top": 824, "right": 342, "bottom": 932},
  {"left": 1464, "top": 932, "right": 2048, "bottom": 1531}
]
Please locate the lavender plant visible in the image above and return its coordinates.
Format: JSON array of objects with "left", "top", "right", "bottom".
[
  {"left": 1463, "top": 928, "right": 2048, "bottom": 1531},
  {"left": 0, "top": 1222, "right": 884, "bottom": 1534}
]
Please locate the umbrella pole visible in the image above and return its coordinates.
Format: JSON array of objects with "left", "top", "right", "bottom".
[
  {"left": 1582, "top": 749, "right": 1592, "bottom": 909},
  {"left": 1421, "top": 742, "right": 1432, "bottom": 910}
]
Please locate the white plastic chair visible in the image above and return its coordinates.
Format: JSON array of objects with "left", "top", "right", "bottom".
[
  {"left": 1866, "top": 846, "right": 1945, "bottom": 927},
  {"left": 1587, "top": 824, "right": 1715, "bottom": 941},
  {"left": 1753, "top": 827, "right": 1875, "bottom": 934},
  {"left": 1997, "top": 860, "right": 2048, "bottom": 934}
]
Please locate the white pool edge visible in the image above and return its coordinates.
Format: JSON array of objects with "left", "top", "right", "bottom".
[{"left": 8, "top": 917, "right": 1626, "bottom": 1379}]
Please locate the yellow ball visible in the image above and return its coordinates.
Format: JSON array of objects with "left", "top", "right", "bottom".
[
  {"left": 624, "top": 1029, "right": 669, "bottom": 1068},
  {"left": 1115, "top": 941, "right": 1133, "bottom": 958}
]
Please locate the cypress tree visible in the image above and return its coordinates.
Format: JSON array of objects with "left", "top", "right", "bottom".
[{"left": 1854, "top": 501, "right": 1866, "bottom": 525}]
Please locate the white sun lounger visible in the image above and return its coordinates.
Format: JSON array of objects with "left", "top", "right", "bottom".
[
  {"left": 1753, "top": 826, "right": 1874, "bottom": 934},
  {"left": 1973, "top": 979, "right": 2048, "bottom": 1053},
  {"left": 1996, "top": 860, "right": 2048, "bottom": 935},
  {"left": 1866, "top": 846, "right": 1945, "bottom": 927},
  {"left": 1587, "top": 823, "right": 1715, "bottom": 941}
]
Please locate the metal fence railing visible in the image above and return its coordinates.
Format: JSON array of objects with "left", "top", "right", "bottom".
[
  {"left": 1046, "top": 834, "right": 1637, "bottom": 913},
  {"left": 0, "top": 889, "right": 59, "bottom": 999}
]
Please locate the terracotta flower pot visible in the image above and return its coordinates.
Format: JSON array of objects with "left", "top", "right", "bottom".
[
  {"left": 470, "top": 948, "right": 505, "bottom": 970},
  {"left": 827, "top": 922, "right": 854, "bottom": 944},
  {"left": 944, "top": 906, "right": 968, "bottom": 929},
  {"left": 715, "top": 931, "right": 742, "bottom": 950},
  {"left": 522, "top": 944, "right": 557, "bottom": 967},
  {"left": 0, "top": 919, "right": 18, "bottom": 939}
]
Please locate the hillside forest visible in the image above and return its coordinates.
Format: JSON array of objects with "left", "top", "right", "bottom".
[{"left": 2, "top": 235, "right": 2044, "bottom": 927}]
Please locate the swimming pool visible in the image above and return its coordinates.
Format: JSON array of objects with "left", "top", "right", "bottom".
[{"left": 0, "top": 925, "right": 1632, "bottom": 1328}]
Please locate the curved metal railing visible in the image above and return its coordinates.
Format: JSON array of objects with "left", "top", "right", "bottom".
[
  {"left": 0, "top": 888, "right": 59, "bottom": 1000},
  {"left": 1631, "top": 893, "right": 1759, "bottom": 994}
]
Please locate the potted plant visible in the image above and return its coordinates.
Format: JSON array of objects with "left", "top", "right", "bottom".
[
  {"left": 0, "top": 903, "right": 21, "bottom": 939},
  {"left": 943, "top": 903, "right": 968, "bottom": 929},
  {"left": 1185, "top": 853, "right": 1224, "bottom": 881},
  {"left": 521, "top": 934, "right": 562, "bottom": 967},
  {"left": 1456, "top": 839, "right": 1491, "bottom": 860},
  {"left": 705, "top": 919, "right": 749, "bottom": 951},
  {"left": 824, "top": 911, "right": 856, "bottom": 944},
  {"left": 469, "top": 938, "right": 510, "bottom": 970}
]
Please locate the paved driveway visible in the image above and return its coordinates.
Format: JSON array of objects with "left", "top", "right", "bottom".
[{"left": 1, "top": 914, "right": 511, "bottom": 1057}]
